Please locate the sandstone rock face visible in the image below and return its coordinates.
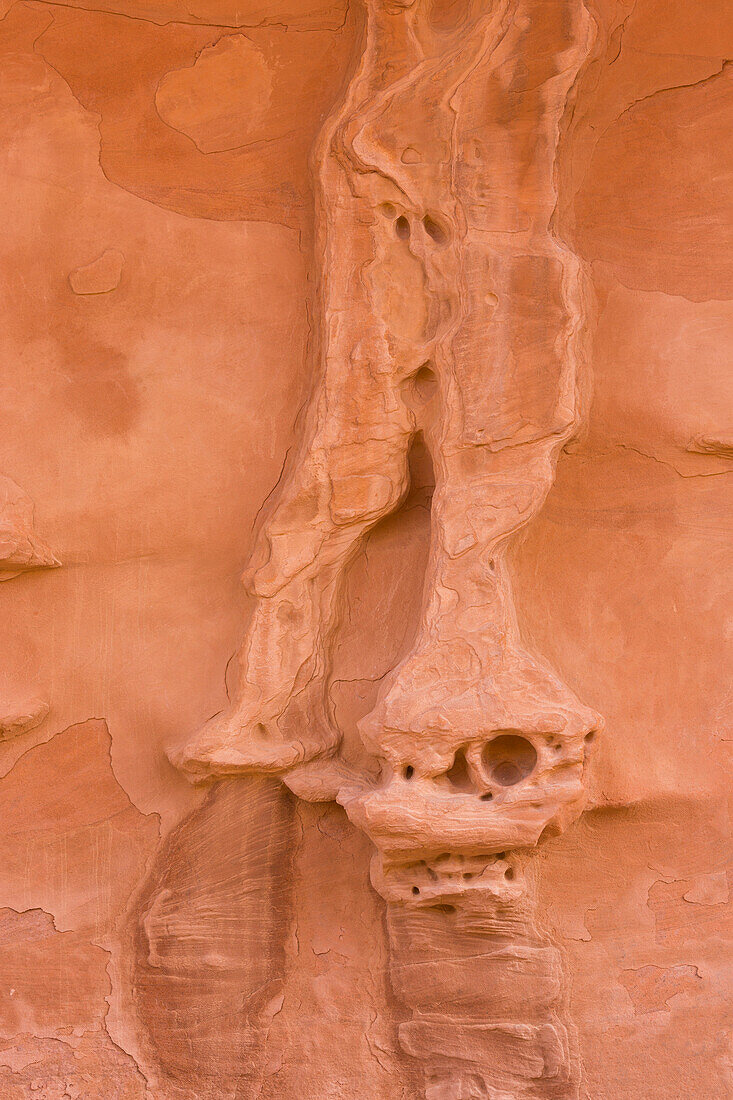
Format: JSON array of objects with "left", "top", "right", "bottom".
[{"left": 0, "top": 0, "right": 730, "bottom": 1098}]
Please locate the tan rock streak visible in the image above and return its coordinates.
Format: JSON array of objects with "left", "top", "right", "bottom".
[{"left": 169, "top": 0, "right": 601, "bottom": 1093}]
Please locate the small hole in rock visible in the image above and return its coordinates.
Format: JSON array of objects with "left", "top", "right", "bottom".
[
  {"left": 482, "top": 733, "right": 537, "bottom": 786},
  {"left": 429, "top": 904, "right": 456, "bottom": 914},
  {"left": 379, "top": 202, "right": 396, "bottom": 218},
  {"left": 446, "top": 746, "right": 473, "bottom": 792},
  {"left": 254, "top": 723, "right": 268, "bottom": 738},
  {"left": 463, "top": 872, "right": 474, "bottom": 880},
  {"left": 408, "top": 363, "right": 438, "bottom": 404},
  {"left": 405, "top": 430, "right": 435, "bottom": 503},
  {"left": 585, "top": 731, "right": 596, "bottom": 743},
  {"left": 395, "top": 215, "right": 410, "bottom": 240},
  {"left": 422, "top": 214, "right": 448, "bottom": 246},
  {"left": 496, "top": 852, "right": 506, "bottom": 860},
  {"left": 504, "top": 867, "right": 515, "bottom": 881},
  {"left": 480, "top": 791, "right": 493, "bottom": 801},
  {"left": 404, "top": 764, "right": 414, "bottom": 779},
  {"left": 488, "top": 558, "right": 496, "bottom": 571},
  {"left": 412, "top": 886, "right": 420, "bottom": 895}
]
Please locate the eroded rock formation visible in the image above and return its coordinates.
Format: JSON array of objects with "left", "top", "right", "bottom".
[
  {"left": 167, "top": 1, "right": 601, "bottom": 1094},
  {"left": 133, "top": 779, "right": 296, "bottom": 1098},
  {"left": 1, "top": 0, "right": 730, "bottom": 1096}
]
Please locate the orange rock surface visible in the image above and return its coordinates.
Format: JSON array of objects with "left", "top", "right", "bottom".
[{"left": 0, "top": 0, "right": 730, "bottom": 1097}]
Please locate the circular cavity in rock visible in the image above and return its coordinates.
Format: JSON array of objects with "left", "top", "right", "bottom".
[{"left": 481, "top": 734, "right": 537, "bottom": 786}]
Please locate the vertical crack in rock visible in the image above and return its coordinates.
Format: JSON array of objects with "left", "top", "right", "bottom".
[{"left": 167, "top": 0, "right": 603, "bottom": 1095}]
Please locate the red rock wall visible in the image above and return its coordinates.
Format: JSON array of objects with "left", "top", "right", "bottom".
[{"left": 0, "top": 0, "right": 730, "bottom": 1097}]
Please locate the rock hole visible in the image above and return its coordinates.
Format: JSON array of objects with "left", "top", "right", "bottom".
[
  {"left": 254, "top": 723, "right": 268, "bottom": 738},
  {"left": 379, "top": 202, "right": 396, "bottom": 218},
  {"left": 395, "top": 215, "right": 410, "bottom": 240},
  {"left": 481, "top": 733, "right": 537, "bottom": 786},
  {"left": 485, "top": 292, "right": 499, "bottom": 307},
  {"left": 585, "top": 730, "right": 596, "bottom": 744},
  {"left": 403, "top": 764, "right": 414, "bottom": 780},
  {"left": 488, "top": 558, "right": 496, "bottom": 571},
  {"left": 412, "top": 886, "right": 420, "bottom": 895},
  {"left": 429, "top": 904, "right": 456, "bottom": 914},
  {"left": 409, "top": 363, "right": 438, "bottom": 404},
  {"left": 338, "top": 448, "right": 432, "bottom": 724},
  {"left": 504, "top": 867, "right": 515, "bottom": 881},
  {"left": 480, "top": 791, "right": 493, "bottom": 801},
  {"left": 422, "top": 214, "right": 448, "bottom": 246},
  {"left": 405, "top": 431, "right": 435, "bottom": 502},
  {"left": 463, "top": 872, "right": 474, "bottom": 880},
  {"left": 496, "top": 852, "right": 506, "bottom": 861},
  {"left": 445, "top": 746, "right": 473, "bottom": 792}
]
